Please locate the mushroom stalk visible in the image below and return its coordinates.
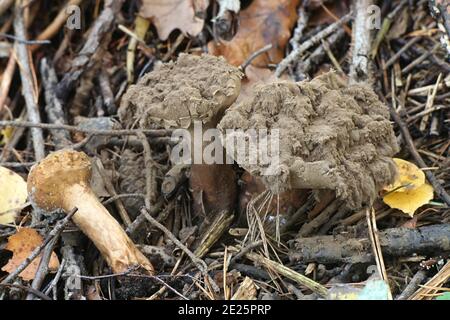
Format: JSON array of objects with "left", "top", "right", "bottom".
[
  {"left": 27, "top": 150, "right": 154, "bottom": 274},
  {"left": 63, "top": 184, "right": 152, "bottom": 273}
]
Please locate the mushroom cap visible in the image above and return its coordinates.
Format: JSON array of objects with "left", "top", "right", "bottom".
[
  {"left": 27, "top": 150, "right": 92, "bottom": 211},
  {"left": 119, "top": 53, "right": 243, "bottom": 129},
  {"left": 218, "top": 71, "right": 400, "bottom": 209}
]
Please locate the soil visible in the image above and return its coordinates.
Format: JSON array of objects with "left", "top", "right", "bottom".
[
  {"left": 219, "top": 71, "right": 400, "bottom": 209},
  {"left": 118, "top": 53, "right": 242, "bottom": 129}
]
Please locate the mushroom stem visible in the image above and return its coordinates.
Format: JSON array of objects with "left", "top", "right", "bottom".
[
  {"left": 27, "top": 150, "right": 154, "bottom": 275},
  {"left": 63, "top": 184, "right": 153, "bottom": 274},
  {"left": 289, "top": 160, "right": 336, "bottom": 190}
]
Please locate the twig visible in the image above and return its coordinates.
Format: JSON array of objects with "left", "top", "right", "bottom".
[
  {"left": 366, "top": 207, "right": 392, "bottom": 299},
  {"left": 26, "top": 235, "right": 60, "bottom": 299},
  {"left": 137, "top": 131, "right": 158, "bottom": 206},
  {"left": 13, "top": 1, "right": 45, "bottom": 160},
  {"left": 370, "top": 0, "right": 408, "bottom": 59},
  {"left": 239, "top": 44, "right": 273, "bottom": 71},
  {"left": 0, "top": 32, "right": 50, "bottom": 44},
  {"left": 275, "top": 12, "right": 352, "bottom": 77},
  {"left": 0, "top": 53, "right": 16, "bottom": 112},
  {"left": 0, "top": 208, "right": 77, "bottom": 288},
  {"left": 289, "top": 4, "right": 309, "bottom": 51},
  {"left": 0, "top": 283, "right": 51, "bottom": 300},
  {"left": 0, "top": 161, "right": 35, "bottom": 167},
  {"left": 140, "top": 207, "right": 207, "bottom": 273},
  {"left": 397, "top": 270, "right": 427, "bottom": 300},
  {"left": 0, "top": 120, "right": 172, "bottom": 137},
  {"left": 40, "top": 58, "right": 71, "bottom": 148},
  {"left": 384, "top": 37, "right": 421, "bottom": 70},
  {"left": 419, "top": 73, "right": 442, "bottom": 132},
  {"left": 350, "top": 0, "right": 373, "bottom": 83},
  {"left": 30, "top": 0, "right": 84, "bottom": 51},
  {"left": 246, "top": 252, "right": 328, "bottom": 298},
  {"left": 43, "top": 259, "right": 66, "bottom": 299},
  {"left": 141, "top": 206, "right": 220, "bottom": 292},
  {"left": 55, "top": 0, "right": 125, "bottom": 102},
  {"left": 0, "top": 0, "right": 13, "bottom": 16}
]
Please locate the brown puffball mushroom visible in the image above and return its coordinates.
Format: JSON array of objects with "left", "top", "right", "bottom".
[
  {"left": 27, "top": 149, "right": 154, "bottom": 274},
  {"left": 119, "top": 54, "right": 243, "bottom": 216}
]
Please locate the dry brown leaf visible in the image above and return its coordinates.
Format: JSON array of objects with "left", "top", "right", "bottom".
[
  {"left": 139, "top": 0, "right": 209, "bottom": 41},
  {"left": 1, "top": 228, "right": 60, "bottom": 281},
  {"left": 208, "top": 0, "right": 300, "bottom": 67}
]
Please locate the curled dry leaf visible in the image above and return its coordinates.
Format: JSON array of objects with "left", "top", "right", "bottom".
[
  {"left": 0, "top": 166, "right": 28, "bottom": 224},
  {"left": 139, "top": 0, "right": 209, "bottom": 41},
  {"left": 383, "top": 183, "right": 434, "bottom": 217},
  {"left": 1, "top": 228, "right": 60, "bottom": 281},
  {"left": 208, "top": 0, "right": 300, "bottom": 67}
]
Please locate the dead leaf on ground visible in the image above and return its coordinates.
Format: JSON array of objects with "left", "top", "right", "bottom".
[
  {"left": 1, "top": 228, "right": 60, "bottom": 281},
  {"left": 0, "top": 166, "right": 28, "bottom": 225},
  {"left": 208, "top": 0, "right": 300, "bottom": 67},
  {"left": 139, "top": 0, "right": 209, "bottom": 41}
]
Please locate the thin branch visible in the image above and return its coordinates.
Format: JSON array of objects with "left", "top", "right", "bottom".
[
  {"left": 13, "top": 1, "right": 45, "bottom": 160},
  {"left": 0, "top": 120, "right": 172, "bottom": 137}
]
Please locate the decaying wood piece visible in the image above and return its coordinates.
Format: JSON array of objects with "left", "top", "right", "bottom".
[
  {"left": 290, "top": 224, "right": 450, "bottom": 264},
  {"left": 194, "top": 211, "right": 234, "bottom": 258},
  {"left": 231, "top": 277, "right": 258, "bottom": 300}
]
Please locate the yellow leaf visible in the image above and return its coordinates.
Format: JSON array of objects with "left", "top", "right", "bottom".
[
  {"left": 0, "top": 126, "right": 13, "bottom": 145},
  {"left": 383, "top": 183, "right": 434, "bottom": 217},
  {"left": 384, "top": 158, "right": 425, "bottom": 193},
  {"left": 1, "top": 228, "right": 60, "bottom": 281},
  {"left": 0, "top": 166, "right": 28, "bottom": 224}
]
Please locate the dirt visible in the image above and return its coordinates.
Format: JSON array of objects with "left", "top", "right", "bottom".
[
  {"left": 219, "top": 71, "right": 400, "bottom": 209},
  {"left": 118, "top": 53, "right": 242, "bottom": 129}
]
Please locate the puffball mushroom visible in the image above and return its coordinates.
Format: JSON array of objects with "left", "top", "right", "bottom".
[
  {"left": 119, "top": 54, "right": 243, "bottom": 215},
  {"left": 27, "top": 149, "right": 154, "bottom": 274},
  {"left": 218, "top": 71, "right": 400, "bottom": 209}
]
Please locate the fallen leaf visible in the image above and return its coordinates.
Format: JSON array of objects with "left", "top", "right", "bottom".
[
  {"left": 384, "top": 158, "right": 425, "bottom": 193},
  {"left": 0, "top": 126, "right": 13, "bottom": 145},
  {"left": 383, "top": 183, "right": 434, "bottom": 217},
  {"left": 0, "top": 166, "right": 28, "bottom": 224},
  {"left": 139, "top": 0, "right": 209, "bottom": 41},
  {"left": 208, "top": 0, "right": 300, "bottom": 67},
  {"left": 1, "top": 228, "right": 60, "bottom": 281}
]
